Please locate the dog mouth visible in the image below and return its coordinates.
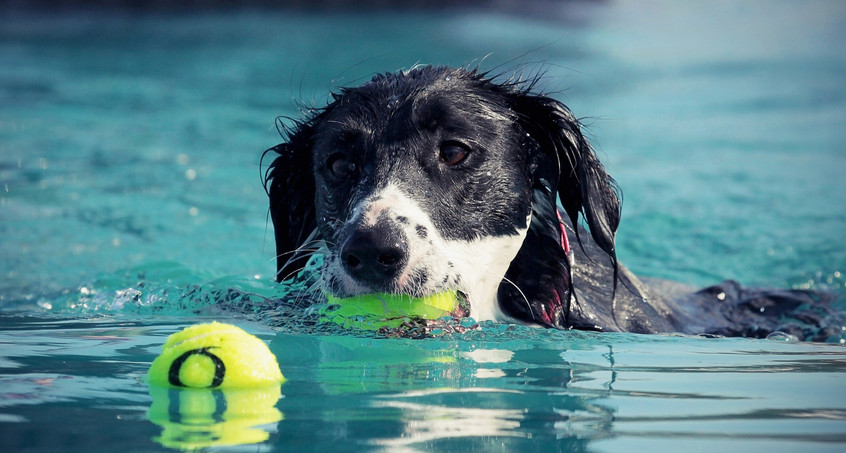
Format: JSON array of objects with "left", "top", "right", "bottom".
[
  {"left": 321, "top": 246, "right": 466, "bottom": 305},
  {"left": 323, "top": 224, "right": 462, "bottom": 300},
  {"left": 322, "top": 258, "right": 460, "bottom": 300}
]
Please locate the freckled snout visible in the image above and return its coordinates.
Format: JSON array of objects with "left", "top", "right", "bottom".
[{"left": 340, "top": 222, "right": 408, "bottom": 284}]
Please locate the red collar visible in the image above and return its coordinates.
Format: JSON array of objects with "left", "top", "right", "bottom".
[{"left": 556, "top": 209, "right": 575, "bottom": 267}]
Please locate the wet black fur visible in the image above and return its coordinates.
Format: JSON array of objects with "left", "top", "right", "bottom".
[{"left": 264, "top": 65, "right": 840, "bottom": 340}]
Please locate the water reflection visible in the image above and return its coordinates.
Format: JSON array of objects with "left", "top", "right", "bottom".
[
  {"left": 371, "top": 390, "right": 524, "bottom": 447},
  {"left": 271, "top": 332, "right": 620, "bottom": 450},
  {"left": 267, "top": 330, "right": 846, "bottom": 449},
  {"left": 147, "top": 385, "right": 283, "bottom": 450}
]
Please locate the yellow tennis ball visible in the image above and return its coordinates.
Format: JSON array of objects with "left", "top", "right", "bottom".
[
  {"left": 148, "top": 322, "right": 284, "bottom": 389},
  {"left": 322, "top": 290, "right": 460, "bottom": 329}
]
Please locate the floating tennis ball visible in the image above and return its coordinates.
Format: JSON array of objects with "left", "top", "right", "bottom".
[
  {"left": 148, "top": 322, "right": 284, "bottom": 389},
  {"left": 321, "top": 290, "right": 460, "bottom": 329}
]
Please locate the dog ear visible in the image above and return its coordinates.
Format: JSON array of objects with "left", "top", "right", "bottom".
[
  {"left": 263, "top": 122, "right": 317, "bottom": 282},
  {"left": 512, "top": 94, "right": 622, "bottom": 260}
]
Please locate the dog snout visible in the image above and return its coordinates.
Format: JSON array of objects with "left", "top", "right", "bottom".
[{"left": 340, "top": 223, "right": 408, "bottom": 283}]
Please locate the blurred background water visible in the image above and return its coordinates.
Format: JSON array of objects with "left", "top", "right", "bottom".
[{"left": 1, "top": 1, "right": 845, "bottom": 451}]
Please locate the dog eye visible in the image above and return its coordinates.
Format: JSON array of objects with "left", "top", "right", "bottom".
[
  {"left": 439, "top": 142, "right": 470, "bottom": 166},
  {"left": 328, "top": 154, "right": 356, "bottom": 178}
]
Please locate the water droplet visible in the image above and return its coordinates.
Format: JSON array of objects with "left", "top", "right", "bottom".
[{"left": 766, "top": 331, "right": 797, "bottom": 342}]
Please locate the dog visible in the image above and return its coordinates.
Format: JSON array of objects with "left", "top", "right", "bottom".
[{"left": 264, "top": 65, "right": 839, "bottom": 340}]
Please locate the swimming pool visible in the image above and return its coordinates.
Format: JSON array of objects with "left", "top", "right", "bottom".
[{"left": 2, "top": 1, "right": 845, "bottom": 451}]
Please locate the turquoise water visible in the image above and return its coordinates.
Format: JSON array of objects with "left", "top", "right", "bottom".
[{"left": 2, "top": 1, "right": 846, "bottom": 451}]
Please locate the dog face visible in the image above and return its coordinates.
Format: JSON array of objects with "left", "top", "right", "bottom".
[
  {"left": 265, "top": 66, "right": 621, "bottom": 326},
  {"left": 310, "top": 71, "right": 536, "bottom": 320}
]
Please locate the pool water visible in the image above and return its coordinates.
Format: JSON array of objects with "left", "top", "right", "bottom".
[{"left": 2, "top": 1, "right": 846, "bottom": 451}]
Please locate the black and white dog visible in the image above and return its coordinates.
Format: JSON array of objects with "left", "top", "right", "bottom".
[{"left": 264, "top": 65, "right": 837, "bottom": 340}]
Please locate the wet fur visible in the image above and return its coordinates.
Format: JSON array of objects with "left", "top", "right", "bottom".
[{"left": 264, "top": 65, "right": 839, "bottom": 340}]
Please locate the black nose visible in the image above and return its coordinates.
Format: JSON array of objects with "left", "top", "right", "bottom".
[{"left": 340, "top": 223, "right": 408, "bottom": 283}]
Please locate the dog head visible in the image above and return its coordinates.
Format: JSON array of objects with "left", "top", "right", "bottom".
[{"left": 264, "top": 66, "right": 620, "bottom": 326}]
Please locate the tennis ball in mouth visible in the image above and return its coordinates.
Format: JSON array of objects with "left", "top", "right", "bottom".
[
  {"left": 322, "top": 290, "right": 460, "bottom": 329},
  {"left": 148, "top": 322, "right": 284, "bottom": 389}
]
